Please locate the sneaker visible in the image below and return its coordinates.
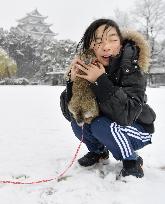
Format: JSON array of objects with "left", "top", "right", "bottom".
[
  {"left": 78, "top": 150, "right": 109, "bottom": 167},
  {"left": 121, "top": 156, "right": 144, "bottom": 178}
]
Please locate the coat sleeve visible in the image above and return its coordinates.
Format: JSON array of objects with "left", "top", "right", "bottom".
[{"left": 60, "top": 80, "right": 73, "bottom": 122}]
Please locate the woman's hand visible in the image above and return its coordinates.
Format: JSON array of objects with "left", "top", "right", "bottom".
[{"left": 75, "top": 59, "right": 105, "bottom": 83}]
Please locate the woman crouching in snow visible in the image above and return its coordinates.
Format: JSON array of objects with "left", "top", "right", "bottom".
[{"left": 60, "top": 19, "right": 156, "bottom": 178}]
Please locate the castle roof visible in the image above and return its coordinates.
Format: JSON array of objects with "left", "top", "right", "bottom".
[
  {"left": 29, "top": 27, "right": 57, "bottom": 36},
  {"left": 45, "top": 28, "right": 54, "bottom": 34},
  {"left": 27, "top": 9, "right": 47, "bottom": 18},
  {"left": 17, "top": 9, "right": 47, "bottom": 22},
  {"left": 30, "top": 27, "right": 39, "bottom": 32},
  {"left": 29, "top": 9, "right": 42, "bottom": 16}
]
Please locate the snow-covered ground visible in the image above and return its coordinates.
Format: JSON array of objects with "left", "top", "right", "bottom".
[{"left": 0, "top": 85, "right": 164, "bottom": 204}]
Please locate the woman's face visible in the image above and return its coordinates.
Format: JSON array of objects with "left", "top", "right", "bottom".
[{"left": 90, "top": 25, "right": 121, "bottom": 66}]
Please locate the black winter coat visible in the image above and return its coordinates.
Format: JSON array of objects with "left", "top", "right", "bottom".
[{"left": 60, "top": 30, "right": 156, "bottom": 134}]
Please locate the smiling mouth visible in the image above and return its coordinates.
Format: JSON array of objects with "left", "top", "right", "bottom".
[{"left": 102, "top": 56, "right": 110, "bottom": 60}]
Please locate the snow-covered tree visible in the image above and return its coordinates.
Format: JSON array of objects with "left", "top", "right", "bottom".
[
  {"left": 132, "top": 0, "right": 165, "bottom": 57},
  {"left": 34, "top": 39, "right": 77, "bottom": 81},
  {"left": 0, "top": 26, "right": 77, "bottom": 84},
  {"left": 114, "top": 8, "right": 134, "bottom": 29},
  {"left": 7, "top": 28, "right": 40, "bottom": 78}
]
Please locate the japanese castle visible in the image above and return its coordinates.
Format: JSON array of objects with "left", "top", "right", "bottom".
[{"left": 16, "top": 9, "right": 57, "bottom": 40}]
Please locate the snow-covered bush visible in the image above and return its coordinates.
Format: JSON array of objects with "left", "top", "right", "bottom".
[
  {"left": 0, "top": 77, "right": 29, "bottom": 85},
  {"left": 0, "top": 47, "right": 17, "bottom": 79}
]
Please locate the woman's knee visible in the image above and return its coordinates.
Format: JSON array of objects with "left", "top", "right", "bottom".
[
  {"left": 91, "top": 116, "right": 112, "bottom": 132},
  {"left": 71, "top": 120, "right": 83, "bottom": 139}
]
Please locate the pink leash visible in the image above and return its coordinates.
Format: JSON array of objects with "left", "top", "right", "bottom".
[{"left": 0, "top": 126, "right": 84, "bottom": 185}]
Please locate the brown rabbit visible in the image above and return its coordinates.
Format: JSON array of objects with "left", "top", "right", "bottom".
[{"left": 67, "top": 51, "right": 99, "bottom": 126}]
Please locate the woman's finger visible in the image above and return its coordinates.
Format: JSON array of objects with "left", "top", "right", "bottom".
[
  {"left": 88, "top": 63, "right": 97, "bottom": 70},
  {"left": 89, "top": 62, "right": 102, "bottom": 70},
  {"left": 77, "top": 59, "right": 89, "bottom": 69},
  {"left": 76, "top": 74, "right": 87, "bottom": 79},
  {"left": 75, "top": 64, "right": 88, "bottom": 73},
  {"left": 97, "top": 62, "right": 105, "bottom": 69}
]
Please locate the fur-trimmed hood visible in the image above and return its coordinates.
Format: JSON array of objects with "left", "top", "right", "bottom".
[{"left": 122, "top": 30, "right": 150, "bottom": 72}]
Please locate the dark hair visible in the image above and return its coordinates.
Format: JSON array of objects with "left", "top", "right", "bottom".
[{"left": 77, "top": 18, "right": 123, "bottom": 53}]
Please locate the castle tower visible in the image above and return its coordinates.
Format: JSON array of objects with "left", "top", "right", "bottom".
[{"left": 16, "top": 9, "right": 57, "bottom": 40}]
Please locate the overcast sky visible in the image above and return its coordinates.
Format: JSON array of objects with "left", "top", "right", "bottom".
[{"left": 0, "top": 0, "right": 136, "bottom": 42}]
